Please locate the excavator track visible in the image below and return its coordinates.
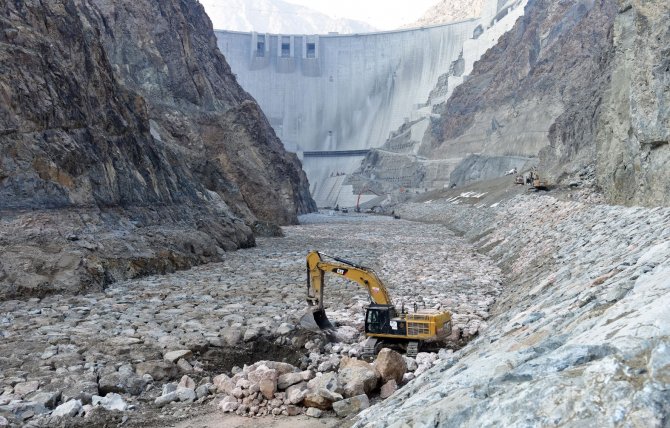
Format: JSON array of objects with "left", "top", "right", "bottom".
[
  {"left": 362, "top": 337, "right": 378, "bottom": 359},
  {"left": 406, "top": 341, "right": 419, "bottom": 358}
]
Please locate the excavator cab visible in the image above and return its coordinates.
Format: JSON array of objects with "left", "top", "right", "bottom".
[{"left": 365, "top": 304, "right": 406, "bottom": 336}]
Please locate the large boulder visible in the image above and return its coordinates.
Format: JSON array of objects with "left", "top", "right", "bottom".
[
  {"left": 98, "top": 370, "right": 147, "bottom": 396},
  {"left": 338, "top": 357, "right": 380, "bottom": 397},
  {"left": 332, "top": 394, "right": 370, "bottom": 417},
  {"left": 286, "top": 382, "right": 309, "bottom": 404},
  {"left": 213, "top": 374, "right": 235, "bottom": 395},
  {"left": 375, "top": 349, "right": 407, "bottom": 384},
  {"left": 304, "top": 372, "right": 343, "bottom": 410},
  {"left": 135, "top": 361, "right": 178, "bottom": 381},
  {"left": 277, "top": 372, "right": 304, "bottom": 390}
]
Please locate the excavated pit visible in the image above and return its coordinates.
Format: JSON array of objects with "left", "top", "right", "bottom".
[{"left": 199, "top": 335, "right": 312, "bottom": 375}]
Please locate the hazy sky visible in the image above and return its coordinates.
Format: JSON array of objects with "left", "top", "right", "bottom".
[{"left": 279, "top": 0, "right": 437, "bottom": 29}]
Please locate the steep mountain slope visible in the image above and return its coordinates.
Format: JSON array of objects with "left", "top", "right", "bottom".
[
  {"left": 425, "top": 0, "right": 618, "bottom": 168},
  {"left": 199, "top": 0, "right": 377, "bottom": 33},
  {"left": 405, "top": 0, "right": 486, "bottom": 26},
  {"left": 91, "top": 0, "right": 315, "bottom": 225},
  {"left": 548, "top": 0, "right": 670, "bottom": 206},
  {"left": 416, "top": 0, "right": 668, "bottom": 207},
  {"left": 0, "top": 0, "right": 314, "bottom": 299}
]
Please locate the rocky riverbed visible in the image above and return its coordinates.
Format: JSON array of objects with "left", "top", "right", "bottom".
[
  {"left": 4, "top": 188, "right": 667, "bottom": 428},
  {"left": 0, "top": 212, "right": 501, "bottom": 426}
]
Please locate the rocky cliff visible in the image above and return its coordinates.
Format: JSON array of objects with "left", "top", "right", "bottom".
[
  {"left": 426, "top": 0, "right": 618, "bottom": 170},
  {"left": 90, "top": 0, "right": 315, "bottom": 225},
  {"left": 601, "top": 0, "right": 670, "bottom": 206},
  {"left": 546, "top": 0, "right": 669, "bottom": 206},
  {"left": 0, "top": 0, "right": 314, "bottom": 299}
]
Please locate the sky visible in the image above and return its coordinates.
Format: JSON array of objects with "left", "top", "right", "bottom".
[{"left": 275, "top": 0, "right": 437, "bottom": 30}]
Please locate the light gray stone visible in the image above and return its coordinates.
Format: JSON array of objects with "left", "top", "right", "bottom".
[
  {"left": 305, "top": 407, "right": 323, "bottom": 418},
  {"left": 163, "top": 350, "right": 192, "bottom": 363},
  {"left": 195, "top": 384, "right": 210, "bottom": 399},
  {"left": 92, "top": 393, "right": 128, "bottom": 411},
  {"left": 154, "top": 391, "right": 178, "bottom": 407},
  {"left": 13, "top": 381, "right": 39, "bottom": 397},
  {"left": 277, "top": 372, "right": 303, "bottom": 390},
  {"left": 25, "top": 390, "right": 61, "bottom": 409},
  {"left": 176, "top": 358, "right": 193, "bottom": 372},
  {"left": 52, "top": 399, "right": 82, "bottom": 418},
  {"left": 276, "top": 323, "right": 295, "bottom": 335},
  {"left": 332, "top": 394, "right": 369, "bottom": 417},
  {"left": 176, "top": 387, "right": 196, "bottom": 402}
]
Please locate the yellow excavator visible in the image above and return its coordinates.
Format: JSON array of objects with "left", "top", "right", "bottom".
[{"left": 300, "top": 251, "right": 452, "bottom": 357}]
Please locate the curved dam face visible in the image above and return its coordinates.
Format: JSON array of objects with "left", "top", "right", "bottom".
[{"left": 215, "top": 21, "right": 478, "bottom": 207}]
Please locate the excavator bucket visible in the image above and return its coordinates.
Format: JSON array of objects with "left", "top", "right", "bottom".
[{"left": 299, "top": 308, "right": 334, "bottom": 332}]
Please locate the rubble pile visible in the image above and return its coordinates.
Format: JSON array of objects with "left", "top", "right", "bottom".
[{"left": 211, "top": 348, "right": 446, "bottom": 419}]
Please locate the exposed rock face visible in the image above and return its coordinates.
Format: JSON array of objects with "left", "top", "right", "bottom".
[
  {"left": 0, "top": 0, "right": 314, "bottom": 298},
  {"left": 386, "top": 0, "right": 668, "bottom": 208},
  {"left": 543, "top": 1, "right": 670, "bottom": 206},
  {"left": 427, "top": 0, "right": 618, "bottom": 167},
  {"left": 90, "top": 0, "right": 315, "bottom": 225},
  {"left": 592, "top": 1, "right": 669, "bottom": 205}
]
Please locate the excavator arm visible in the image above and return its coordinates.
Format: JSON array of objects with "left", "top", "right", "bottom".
[{"left": 306, "top": 250, "right": 393, "bottom": 308}]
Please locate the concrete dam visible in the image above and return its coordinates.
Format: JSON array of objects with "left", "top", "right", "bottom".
[{"left": 214, "top": 0, "right": 524, "bottom": 207}]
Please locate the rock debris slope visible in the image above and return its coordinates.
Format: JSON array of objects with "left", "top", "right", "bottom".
[
  {"left": 0, "top": 0, "right": 314, "bottom": 299},
  {"left": 355, "top": 194, "right": 670, "bottom": 426}
]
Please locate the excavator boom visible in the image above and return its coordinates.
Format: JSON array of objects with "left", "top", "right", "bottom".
[{"left": 306, "top": 251, "right": 393, "bottom": 308}]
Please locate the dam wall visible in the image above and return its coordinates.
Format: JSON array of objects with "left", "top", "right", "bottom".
[
  {"left": 215, "top": 21, "right": 478, "bottom": 206},
  {"left": 214, "top": 0, "right": 524, "bottom": 207}
]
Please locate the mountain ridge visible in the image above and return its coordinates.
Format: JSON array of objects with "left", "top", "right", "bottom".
[{"left": 199, "top": 0, "right": 378, "bottom": 34}]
